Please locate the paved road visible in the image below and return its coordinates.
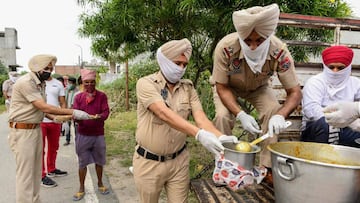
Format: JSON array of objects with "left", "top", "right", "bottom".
[{"left": 0, "top": 113, "right": 119, "bottom": 203}]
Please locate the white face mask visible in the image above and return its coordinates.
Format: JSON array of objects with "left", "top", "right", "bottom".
[
  {"left": 156, "top": 48, "right": 186, "bottom": 84},
  {"left": 323, "top": 64, "right": 351, "bottom": 86},
  {"left": 323, "top": 63, "right": 351, "bottom": 96},
  {"left": 239, "top": 34, "right": 272, "bottom": 74},
  {"left": 10, "top": 76, "right": 18, "bottom": 83}
]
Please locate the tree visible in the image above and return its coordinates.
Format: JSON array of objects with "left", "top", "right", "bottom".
[{"left": 77, "top": 0, "right": 352, "bottom": 86}]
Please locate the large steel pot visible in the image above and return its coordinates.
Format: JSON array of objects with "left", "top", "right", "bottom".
[
  {"left": 223, "top": 143, "right": 261, "bottom": 170},
  {"left": 268, "top": 142, "right": 360, "bottom": 203}
]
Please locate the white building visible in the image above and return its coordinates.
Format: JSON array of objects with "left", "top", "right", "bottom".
[{"left": 0, "top": 28, "right": 20, "bottom": 71}]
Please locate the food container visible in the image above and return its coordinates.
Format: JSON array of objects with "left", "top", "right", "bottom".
[
  {"left": 268, "top": 141, "right": 360, "bottom": 203},
  {"left": 223, "top": 143, "right": 261, "bottom": 170}
]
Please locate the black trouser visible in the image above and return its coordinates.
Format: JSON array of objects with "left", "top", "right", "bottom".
[{"left": 301, "top": 117, "right": 360, "bottom": 148}]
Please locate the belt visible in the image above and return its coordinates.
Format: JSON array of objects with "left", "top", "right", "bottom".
[
  {"left": 9, "top": 122, "right": 39, "bottom": 129},
  {"left": 137, "top": 144, "right": 186, "bottom": 162}
]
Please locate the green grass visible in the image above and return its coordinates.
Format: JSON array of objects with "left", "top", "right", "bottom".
[{"left": 0, "top": 104, "right": 6, "bottom": 113}]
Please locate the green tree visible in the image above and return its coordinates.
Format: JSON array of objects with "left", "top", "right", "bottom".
[{"left": 77, "top": 0, "right": 352, "bottom": 85}]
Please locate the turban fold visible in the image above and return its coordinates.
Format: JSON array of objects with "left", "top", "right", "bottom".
[
  {"left": 80, "top": 69, "right": 96, "bottom": 81},
  {"left": 322, "top": 46, "right": 354, "bottom": 67},
  {"left": 160, "top": 38, "right": 192, "bottom": 61},
  {"left": 28, "top": 54, "right": 57, "bottom": 72},
  {"left": 232, "top": 3, "right": 280, "bottom": 39}
]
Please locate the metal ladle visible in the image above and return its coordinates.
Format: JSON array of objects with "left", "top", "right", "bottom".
[{"left": 235, "top": 121, "right": 292, "bottom": 152}]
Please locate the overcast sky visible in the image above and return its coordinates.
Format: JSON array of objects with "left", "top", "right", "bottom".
[{"left": 0, "top": 0, "right": 359, "bottom": 72}]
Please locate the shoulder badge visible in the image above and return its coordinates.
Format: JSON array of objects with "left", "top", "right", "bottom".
[
  {"left": 231, "top": 58, "right": 241, "bottom": 73},
  {"left": 273, "top": 43, "right": 290, "bottom": 73}
]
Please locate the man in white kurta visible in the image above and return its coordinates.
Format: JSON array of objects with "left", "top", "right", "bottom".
[{"left": 301, "top": 45, "right": 360, "bottom": 147}]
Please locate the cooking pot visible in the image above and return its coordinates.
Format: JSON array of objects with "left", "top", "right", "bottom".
[
  {"left": 268, "top": 141, "right": 360, "bottom": 203},
  {"left": 223, "top": 142, "right": 261, "bottom": 170}
]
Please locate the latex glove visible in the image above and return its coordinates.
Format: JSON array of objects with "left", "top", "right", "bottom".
[
  {"left": 348, "top": 119, "right": 360, "bottom": 132},
  {"left": 196, "top": 129, "right": 225, "bottom": 156},
  {"left": 218, "top": 135, "right": 239, "bottom": 143},
  {"left": 236, "top": 111, "right": 262, "bottom": 135},
  {"left": 268, "top": 114, "right": 287, "bottom": 137},
  {"left": 72, "top": 109, "right": 91, "bottom": 120},
  {"left": 323, "top": 102, "right": 360, "bottom": 128}
]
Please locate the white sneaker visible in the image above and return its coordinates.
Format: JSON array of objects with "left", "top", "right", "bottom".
[{"left": 128, "top": 166, "right": 134, "bottom": 174}]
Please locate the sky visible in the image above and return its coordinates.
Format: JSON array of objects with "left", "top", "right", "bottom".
[
  {"left": 0, "top": 0, "right": 94, "bottom": 71},
  {"left": 0, "top": 0, "right": 359, "bottom": 72}
]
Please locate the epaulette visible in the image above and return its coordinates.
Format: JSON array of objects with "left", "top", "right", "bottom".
[
  {"left": 271, "top": 43, "right": 291, "bottom": 73},
  {"left": 180, "top": 79, "right": 194, "bottom": 86},
  {"left": 221, "top": 33, "right": 241, "bottom": 60}
]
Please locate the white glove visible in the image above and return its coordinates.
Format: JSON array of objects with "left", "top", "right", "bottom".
[
  {"left": 218, "top": 135, "right": 239, "bottom": 143},
  {"left": 196, "top": 129, "right": 225, "bottom": 156},
  {"left": 348, "top": 119, "right": 360, "bottom": 132},
  {"left": 72, "top": 109, "right": 91, "bottom": 120},
  {"left": 323, "top": 102, "right": 360, "bottom": 128},
  {"left": 5, "top": 99, "right": 10, "bottom": 105},
  {"left": 268, "top": 114, "right": 287, "bottom": 137},
  {"left": 236, "top": 111, "right": 262, "bottom": 135}
]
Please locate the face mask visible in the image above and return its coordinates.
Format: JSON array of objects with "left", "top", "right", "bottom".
[
  {"left": 68, "top": 84, "right": 75, "bottom": 90},
  {"left": 10, "top": 76, "right": 18, "bottom": 83},
  {"left": 323, "top": 64, "right": 351, "bottom": 87},
  {"left": 37, "top": 71, "right": 51, "bottom": 81},
  {"left": 239, "top": 34, "right": 272, "bottom": 74},
  {"left": 156, "top": 48, "right": 186, "bottom": 84}
]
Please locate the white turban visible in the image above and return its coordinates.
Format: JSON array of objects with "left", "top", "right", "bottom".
[
  {"left": 28, "top": 54, "right": 57, "bottom": 72},
  {"left": 160, "top": 38, "right": 192, "bottom": 61},
  {"left": 232, "top": 3, "right": 280, "bottom": 40}
]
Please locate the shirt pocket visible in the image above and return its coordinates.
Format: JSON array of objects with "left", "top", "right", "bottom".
[{"left": 178, "top": 101, "right": 191, "bottom": 119}]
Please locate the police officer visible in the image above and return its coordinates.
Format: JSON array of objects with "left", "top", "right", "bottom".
[
  {"left": 133, "top": 39, "right": 237, "bottom": 203},
  {"left": 211, "top": 4, "right": 302, "bottom": 175},
  {"left": 2, "top": 71, "right": 19, "bottom": 112},
  {"left": 8, "top": 54, "right": 91, "bottom": 203}
]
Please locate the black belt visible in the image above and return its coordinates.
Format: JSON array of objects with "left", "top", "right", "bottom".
[{"left": 137, "top": 144, "right": 186, "bottom": 162}]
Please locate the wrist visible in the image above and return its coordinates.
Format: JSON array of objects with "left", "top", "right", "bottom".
[{"left": 195, "top": 128, "right": 203, "bottom": 140}]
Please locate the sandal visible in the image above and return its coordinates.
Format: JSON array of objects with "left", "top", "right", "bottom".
[
  {"left": 98, "top": 186, "right": 110, "bottom": 195},
  {"left": 72, "top": 191, "right": 85, "bottom": 201}
]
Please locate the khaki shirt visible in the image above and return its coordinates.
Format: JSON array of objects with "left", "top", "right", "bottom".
[
  {"left": 2, "top": 79, "right": 15, "bottom": 97},
  {"left": 136, "top": 71, "right": 203, "bottom": 155},
  {"left": 9, "top": 72, "right": 46, "bottom": 123},
  {"left": 212, "top": 32, "right": 299, "bottom": 98}
]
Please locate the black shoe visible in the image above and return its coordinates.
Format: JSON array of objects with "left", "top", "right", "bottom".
[
  {"left": 63, "top": 141, "right": 70, "bottom": 146},
  {"left": 47, "top": 169, "right": 68, "bottom": 177},
  {"left": 41, "top": 176, "right": 57, "bottom": 188}
]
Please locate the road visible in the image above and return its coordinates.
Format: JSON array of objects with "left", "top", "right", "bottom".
[{"left": 0, "top": 113, "right": 119, "bottom": 203}]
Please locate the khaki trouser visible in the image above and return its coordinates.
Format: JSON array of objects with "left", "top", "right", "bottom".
[
  {"left": 133, "top": 148, "right": 190, "bottom": 203},
  {"left": 213, "top": 85, "right": 281, "bottom": 167},
  {"left": 8, "top": 128, "right": 42, "bottom": 203}
]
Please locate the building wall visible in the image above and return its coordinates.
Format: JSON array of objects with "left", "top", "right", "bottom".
[
  {"left": 0, "top": 28, "right": 19, "bottom": 70},
  {"left": 55, "top": 65, "right": 81, "bottom": 76}
]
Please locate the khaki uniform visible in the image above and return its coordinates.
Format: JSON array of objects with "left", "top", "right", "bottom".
[
  {"left": 2, "top": 79, "right": 15, "bottom": 111},
  {"left": 212, "top": 32, "right": 299, "bottom": 167},
  {"left": 133, "top": 71, "right": 203, "bottom": 203},
  {"left": 8, "top": 72, "right": 46, "bottom": 203}
]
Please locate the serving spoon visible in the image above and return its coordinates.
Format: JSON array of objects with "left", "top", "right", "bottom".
[{"left": 235, "top": 121, "right": 292, "bottom": 152}]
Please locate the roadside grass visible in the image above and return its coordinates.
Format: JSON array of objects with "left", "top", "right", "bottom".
[{"left": 0, "top": 104, "right": 6, "bottom": 113}]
